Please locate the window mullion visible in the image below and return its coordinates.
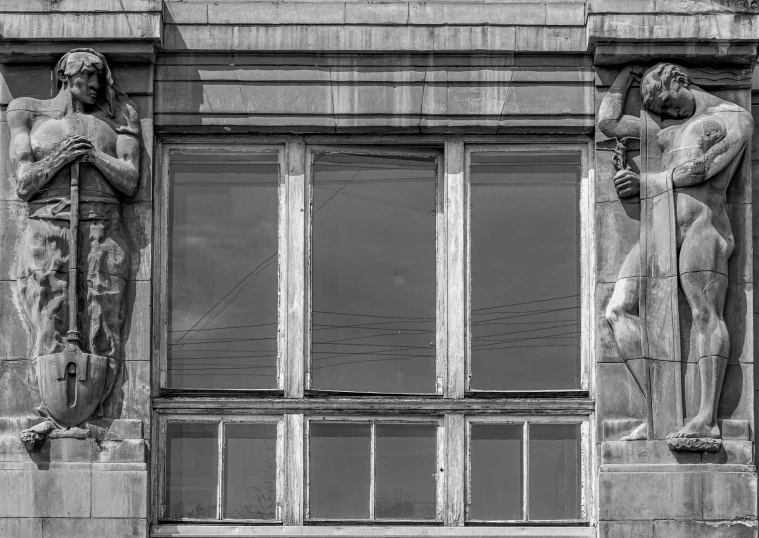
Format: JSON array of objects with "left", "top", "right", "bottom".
[
  {"left": 217, "top": 420, "right": 225, "bottom": 520},
  {"left": 283, "top": 413, "right": 305, "bottom": 525},
  {"left": 284, "top": 139, "right": 307, "bottom": 398},
  {"left": 444, "top": 139, "right": 466, "bottom": 399},
  {"left": 523, "top": 421, "right": 530, "bottom": 521},
  {"left": 370, "top": 421, "right": 377, "bottom": 520},
  {"left": 444, "top": 413, "right": 465, "bottom": 526}
]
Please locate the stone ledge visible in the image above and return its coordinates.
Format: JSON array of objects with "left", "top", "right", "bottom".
[
  {"left": 0, "top": 0, "right": 160, "bottom": 11},
  {"left": 0, "top": 13, "right": 161, "bottom": 41}
]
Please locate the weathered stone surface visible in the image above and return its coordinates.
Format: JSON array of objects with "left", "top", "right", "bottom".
[
  {"left": 588, "top": 13, "right": 759, "bottom": 43},
  {"left": 595, "top": 200, "right": 641, "bottom": 284},
  {"left": 123, "top": 280, "right": 151, "bottom": 363},
  {"left": 88, "top": 418, "right": 143, "bottom": 440},
  {"left": 0, "top": 470, "right": 90, "bottom": 517},
  {"left": 0, "top": 201, "right": 25, "bottom": 280},
  {"left": 727, "top": 203, "right": 752, "bottom": 284},
  {"left": 0, "top": 358, "right": 39, "bottom": 417},
  {"left": 123, "top": 202, "right": 152, "bottom": 281},
  {"left": 599, "top": 520, "right": 654, "bottom": 538},
  {"left": 723, "top": 282, "right": 753, "bottom": 364},
  {"left": 599, "top": 472, "right": 702, "bottom": 520},
  {"left": 91, "top": 470, "right": 147, "bottom": 518},
  {"left": 95, "top": 439, "right": 147, "bottom": 463},
  {"left": 720, "top": 418, "right": 753, "bottom": 440},
  {"left": 0, "top": 13, "right": 161, "bottom": 41},
  {"left": 0, "top": 0, "right": 160, "bottom": 11},
  {"left": 653, "top": 520, "right": 757, "bottom": 538},
  {"left": 102, "top": 360, "right": 150, "bottom": 438},
  {"left": 702, "top": 471, "right": 757, "bottom": 519},
  {"left": 41, "top": 517, "right": 147, "bottom": 538},
  {"left": 0, "top": 518, "right": 43, "bottom": 538},
  {"left": 49, "top": 438, "right": 96, "bottom": 462},
  {"left": 0, "top": 282, "right": 29, "bottom": 361},
  {"left": 596, "top": 362, "right": 648, "bottom": 439}
]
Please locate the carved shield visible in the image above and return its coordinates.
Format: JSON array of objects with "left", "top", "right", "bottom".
[{"left": 35, "top": 351, "right": 112, "bottom": 428}]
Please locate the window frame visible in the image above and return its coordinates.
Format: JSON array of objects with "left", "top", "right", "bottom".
[
  {"left": 156, "top": 413, "right": 284, "bottom": 523},
  {"left": 151, "top": 135, "right": 596, "bottom": 537},
  {"left": 304, "top": 415, "right": 445, "bottom": 523}
]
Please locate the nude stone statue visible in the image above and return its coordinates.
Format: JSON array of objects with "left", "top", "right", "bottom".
[
  {"left": 598, "top": 63, "right": 752, "bottom": 442},
  {"left": 8, "top": 49, "right": 140, "bottom": 440}
]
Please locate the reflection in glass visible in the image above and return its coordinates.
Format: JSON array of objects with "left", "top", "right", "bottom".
[
  {"left": 310, "top": 423, "right": 371, "bottom": 519},
  {"left": 168, "top": 153, "right": 279, "bottom": 390},
  {"left": 529, "top": 424, "right": 581, "bottom": 520},
  {"left": 470, "top": 154, "right": 581, "bottom": 390},
  {"left": 166, "top": 422, "right": 218, "bottom": 519},
  {"left": 311, "top": 153, "right": 437, "bottom": 394},
  {"left": 375, "top": 424, "right": 437, "bottom": 519},
  {"left": 469, "top": 424, "right": 522, "bottom": 520},
  {"left": 224, "top": 423, "right": 277, "bottom": 520}
]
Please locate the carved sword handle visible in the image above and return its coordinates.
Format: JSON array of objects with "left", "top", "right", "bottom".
[{"left": 612, "top": 137, "right": 631, "bottom": 172}]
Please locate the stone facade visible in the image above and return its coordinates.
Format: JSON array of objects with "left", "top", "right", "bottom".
[{"left": 0, "top": 1, "right": 757, "bottom": 537}]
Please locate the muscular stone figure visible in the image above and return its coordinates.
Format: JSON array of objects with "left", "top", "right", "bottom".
[
  {"left": 598, "top": 63, "right": 752, "bottom": 441},
  {"left": 8, "top": 49, "right": 140, "bottom": 420}
]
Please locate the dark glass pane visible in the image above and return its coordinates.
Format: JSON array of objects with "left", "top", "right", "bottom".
[
  {"left": 166, "top": 422, "right": 218, "bottom": 519},
  {"left": 311, "top": 153, "right": 437, "bottom": 394},
  {"left": 310, "top": 423, "right": 371, "bottom": 519},
  {"left": 375, "top": 424, "right": 437, "bottom": 519},
  {"left": 529, "top": 424, "right": 581, "bottom": 520},
  {"left": 470, "top": 154, "right": 581, "bottom": 390},
  {"left": 469, "top": 424, "right": 522, "bottom": 520},
  {"left": 224, "top": 423, "right": 277, "bottom": 520},
  {"left": 168, "top": 153, "right": 279, "bottom": 390}
]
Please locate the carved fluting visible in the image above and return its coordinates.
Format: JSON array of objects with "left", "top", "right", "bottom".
[
  {"left": 7, "top": 49, "right": 141, "bottom": 447},
  {"left": 597, "top": 63, "right": 753, "bottom": 450}
]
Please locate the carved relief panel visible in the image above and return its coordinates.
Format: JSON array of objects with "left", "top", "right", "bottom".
[
  {"left": 6, "top": 49, "right": 141, "bottom": 448},
  {"left": 596, "top": 62, "right": 754, "bottom": 457}
]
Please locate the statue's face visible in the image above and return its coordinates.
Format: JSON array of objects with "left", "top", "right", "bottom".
[
  {"left": 650, "top": 83, "right": 696, "bottom": 120},
  {"left": 64, "top": 53, "right": 102, "bottom": 106}
]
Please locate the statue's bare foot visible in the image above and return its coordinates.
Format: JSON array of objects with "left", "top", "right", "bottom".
[
  {"left": 667, "top": 415, "right": 720, "bottom": 439},
  {"left": 620, "top": 422, "right": 648, "bottom": 441}
]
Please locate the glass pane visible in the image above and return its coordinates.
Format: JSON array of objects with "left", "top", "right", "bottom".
[
  {"left": 375, "top": 424, "right": 437, "bottom": 519},
  {"left": 166, "top": 422, "right": 218, "bottom": 519},
  {"left": 529, "top": 424, "right": 581, "bottom": 520},
  {"left": 469, "top": 424, "right": 522, "bottom": 520},
  {"left": 311, "top": 153, "right": 437, "bottom": 394},
  {"left": 470, "top": 154, "right": 581, "bottom": 390},
  {"left": 224, "top": 423, "right": 277, "bottom": 520},
  {"left": 168, "top": 153, "right": 279, "bottom": 390},
  {"left": 310, "top": 423, "right": 371, "bottom": 519}
]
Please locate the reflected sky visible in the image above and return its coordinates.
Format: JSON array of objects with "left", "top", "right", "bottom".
[
  {"left": 311, "top": 153, "right": 438, "bottom": 394},
  {"left": 168, "top": 153, "right": 279, "bottom": 390},
  {"left": 470, "top": 154, "right": 581, "bottom": 390}
]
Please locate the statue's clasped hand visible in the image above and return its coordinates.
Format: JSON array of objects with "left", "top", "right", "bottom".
[
  {"left": 57, "top": 135, "right": 93, "bottom": 165},
  {"left": 613, "top": 168, "right": 640, "bottom": 198}
]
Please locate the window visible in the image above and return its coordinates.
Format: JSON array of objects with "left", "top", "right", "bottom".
[{"left": 153, "top": 140, "right": 593, "bottom": 533}]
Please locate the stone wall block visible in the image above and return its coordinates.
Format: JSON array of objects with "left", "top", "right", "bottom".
[
  {"left": 702, "top": 471, "right": 757, "bottom": 520},
  {"left": 408, "top": 3, "right": 546, "bottom": 26},
  {"left": 0, "top": 518, "right": 43, "bottom": 538},
  {"left": 653, "top": 519, "right": 757, "bottom": 538},
  {"left": 545, "top": 3, "right": 586, "bottom": 26},
  {"left": 718, "top": 362, "right": 754, "bottom": 424},
  {"left": 0, "top": 119, "right": 19, "bottom": 202},
  {"left": 345, "top": 2, "right": 409, "bottom": 25},
  {"left": 596, "top": 362, "right": 648, "bottom": 439},
  {"left": 599, "top": 520, "right": 654, "bottom": 538},
  {"left": 40, "top": 517, "right": 147, "bottom": 538},
  {"left": 95, "top": 439, "right": 147, "bottom": 463},
  {"left": 0, "top": 200, "right": 26, "bottom": 280},
  {"left": 122, "top": 280, "right": 151, "bottom": 363},
  {"left": 91, "top": 470, "right": 147, "bottom": 518},
  {"left": 514, "top": 26, "right": 586, "bottom": 53},
  {"left": 599, "top": 471, "right": 702, "bottom": 520},
  {"left": 0, "top": 13, "right": 161, "bottom": 41},
  {"left": 110, "top": 64, "right": 154, "bottom": 97},
  {"left": 131, "top": 118, "right": 153, "bottom": 203},
  {"left": 595, "top": 200, "right": 641, "bottom": 284},
  {"left": 0, "top": 470, "right": 90, "bottom": 517},
  {"left": 0, "top": 357, "right": 41, "bottom": 419},
  {"left": 123, "top": 202, "right": 152, "bottom": 282}
]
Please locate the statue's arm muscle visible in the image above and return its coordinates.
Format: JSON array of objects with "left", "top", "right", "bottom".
[
  {"left": 597, "top": 66, "right": 643, "bottom": 140},
  {"left": 87, "top": 133, "right": 140, "bottom": 197},
  {"left": 7, "top": 104, "right": 68, "bottom": 201},
  {"left": 672, "top": 112, "right": 753, "bottom": 188}
]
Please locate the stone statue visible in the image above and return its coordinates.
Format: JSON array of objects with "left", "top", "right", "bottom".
[
  {"left": 7, "top": 49, "right": 140, "bottom": 448},
  {"left": 598, "top": 63, "right": 752, "bottom": 449}
]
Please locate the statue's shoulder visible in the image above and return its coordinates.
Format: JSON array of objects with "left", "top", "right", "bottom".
[{"left": 7, "top": 97, "right": 60, "bottom": 129}]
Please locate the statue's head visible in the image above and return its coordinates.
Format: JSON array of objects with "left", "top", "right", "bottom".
[
  {"left": 641, "top": 63, "right": 696, "bottom": 119},
  {"left": 55, "top": 48, "right": 121, "bottom": 117}
]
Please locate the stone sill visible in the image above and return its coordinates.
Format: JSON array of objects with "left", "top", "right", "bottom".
[{"left": 150, "top": 526, "right": 594, "bottom": 538}]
